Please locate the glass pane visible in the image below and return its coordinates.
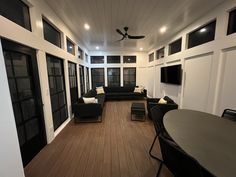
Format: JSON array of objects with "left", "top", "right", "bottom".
[
  {"left": 107, "top": 56, "right": 121, "bottom": 63},
  {"left": 17, "top": 126, "right": 26, "bottom": 146},
  {"left": 54, "top": 60, "right": 62, "bottom": 75},
  {"left": 169, "top": 38, "right": 182, "bottom": 55},
  {"left": 49, "top": 76, "right": 56, "bottom": 94},
  {"left": 188, "top": 21, "right": 216, "bottom": 49},
  {"left": 56, "top": 76, "right": 64, "bottom": 91},
  {"left": 149, "top": 53, "right": 154, "bottom": 62},
  {"left": 0, "top": 0, "right": 31, "bottom": 31},
  {"left": 21, "top": 99, "right": 36, "bottom": 121},
  {"left": 51, "top": 94, "right": 59, "bottom": 112},
  {"left": 17, "top": 78, "right": 32, "bottom": 99},
  {"left": 12, "top": 53, "right": 29, "bottom": 76},
  {"left": 67, "top": 38, "right": 75, "bottom": 55},
  {"left": 123, "top": 56, "right": 136, "bottom": 63},
  {"left": 58, "top": 92, "right": 66, "bottom": 107},
  {"left": 47, "top": 60, "right": 54, "bottom": 75},
  {"left": 8, "top": 78, "right": 18, "bottom": 101},
  {"left": 53, "top": 111, "right": 61, "bottom": 130},
  {"left": 60, "top": 106, "right": 68, "bottom": 122},
  {"left": 25, "top": 118, "right": 39, "bottom": 140},
  {"left": 43, "top": 19, "right": 61, "bottom": 48},
  {"left": 227, "top": 9, "right": 236, "bottom": 35},
  {"left": 4, "top": 51, "right": 14, "bottom": 77},
  {"left": 156, "top": 47, "right": 165, "bottom": 59},
  {"left": 13, "top": 103, "right": 22, "bottom": 125},
  {"left": 90, "top": 56, "right": 104, "bottom": 64}
]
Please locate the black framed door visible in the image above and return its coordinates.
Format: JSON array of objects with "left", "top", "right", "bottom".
[
  {"left": 85, "top": 67, "right": 90, "bottom": 92},
  {"left": 46, "top": 54, "right": 68, "bottom": 130},
  {"left": 1, "top": 39, "right": 46, "bottom": 167},
  {"left": 79, "top": 65, "right": 85, "bottom": 96},
  {"left": 68, "top": 62, "right": 78, "bottom": 112}
]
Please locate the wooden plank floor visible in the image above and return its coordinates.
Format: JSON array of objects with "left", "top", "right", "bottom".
[{"left": 25, "top": 100, "right": 173, "bottom": 177}]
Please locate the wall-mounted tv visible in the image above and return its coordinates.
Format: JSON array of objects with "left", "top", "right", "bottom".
[{"left": 161, "top": 64, "right": 182, "bottom": 85}]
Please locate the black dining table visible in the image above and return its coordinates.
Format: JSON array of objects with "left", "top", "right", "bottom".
[{"left": 163, "top": 109, "right": 236, "bottom": 177}]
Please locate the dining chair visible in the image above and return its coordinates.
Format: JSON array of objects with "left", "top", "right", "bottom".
[
  {"left": 221, "top": 109, "right": 236, "bottom": 122},
  {"left": 149, "top": 106, "right": 173, "bottom": 161},
  {"left": 157, "top": 134, "right": 204, "bottom": 177}
]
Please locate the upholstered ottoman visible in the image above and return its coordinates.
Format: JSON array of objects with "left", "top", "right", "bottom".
[{"left": 131, "top": 103, "right": 146, "bottom": 121}]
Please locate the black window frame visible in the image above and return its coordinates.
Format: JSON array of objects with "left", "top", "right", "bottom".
[
  {"left": 79, "top": 65, "right": 85, "bottom": 96},
  {"left": 123, "top": 67, "right": 136, "bottom": 87},
  {"left": 91, "top": 56, "right": 104, "bottom": 64},
  {"left": 66, "top": 37, "right": 75, "bottom": 55},
  {"left": 188, "top": 20, "right": 216, "bottom": 49},
  {"left": 156, "top": 47, "right": 165, "bottom": 59},
  {"left": 42, "top": 18, "right": 61, "bottom": 48},
  {"left": 123, "top": 56, "right": 136, "bottom": 63},
  {"left": 0, "top": 0, "right": 31, "bottom": 31},
  {"left": 78, "top": 46, "right": 84, "bottom": 59},
  {"left": 169, "top": 38, "right": 182, "bottom": 55},
  {"left": 91, "top": 68, "right": 105, "bottom": 88},
  {"left": 68, "top": 62, "right": 78, "bottom": 113},
  {"left": 227, "top": 8, "right": 236, "bottom": 35},
  {"left": 107, "top": 68, "right": 120, "bottom": 87},
  {"left": 149, "top": 52, "right": 154, "bottom": 62},
  {"left": 107, "top": 56, "right": 121, "bottom": 63}
]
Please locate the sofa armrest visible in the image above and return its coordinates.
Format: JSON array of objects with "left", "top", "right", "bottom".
[
  {"left": 156, "top": 103, "right": 178, "bottom": 115},
  {"left": 73, "top": 103, "right": 102, "bottom": 118}
]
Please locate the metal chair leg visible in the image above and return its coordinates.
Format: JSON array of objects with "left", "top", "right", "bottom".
[
  {"left": 156, "top": 161, "right": 163, "bottom": 177},
  {"left": 149, "top": 134, "right": 162, "bottom": 162}
]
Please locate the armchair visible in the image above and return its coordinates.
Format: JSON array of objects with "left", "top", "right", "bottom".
[{"left": 147, "top": 96, "right": 178, "bottom": 119}]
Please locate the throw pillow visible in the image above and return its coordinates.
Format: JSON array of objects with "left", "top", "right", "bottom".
[
  {"left": 134, "top": 87, "right": 142, "bottom": 93},
  {"left": 96, "top": 86, "right": 105, "bottom": 94},
  {"left": 82, "top": 97, "right": 96, "bottom": 104},
  {"left": 158, "top": 98, "right": 167, "bottom": 104}
]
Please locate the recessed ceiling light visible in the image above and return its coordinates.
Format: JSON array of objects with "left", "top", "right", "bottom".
[
  {"left": 200, "top": 28, "right": 206, "bottom": 33},
  {"left": 96, "top": 46, "right": 99, "bottom": 50},
  {"left": 140, "top": 47, "right": 143, "bottom": 51},
  {"left": 84, "top": 23, "right": 90, "bottom": 30},
  {"left": 160, "top": 26, "right": 167, "bottom": 33}
]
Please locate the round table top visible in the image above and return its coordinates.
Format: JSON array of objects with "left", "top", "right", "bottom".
[{"left": 163, "top": 109, "right": 236, "bottom": 177}]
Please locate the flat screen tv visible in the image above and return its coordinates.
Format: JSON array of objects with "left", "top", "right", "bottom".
[{"left": 161, "top": 64, "right": 182, "bottom": 85}]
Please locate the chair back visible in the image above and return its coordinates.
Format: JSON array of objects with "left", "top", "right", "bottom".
[
  {"left": 150, "top": 106, "right": 165, "bottom": 135},
  {"left": 222, "top": 109, "right": 236, "bottom": 122},
  {"left": 158, "top": 134, "right": 203, "bottom": 177}
]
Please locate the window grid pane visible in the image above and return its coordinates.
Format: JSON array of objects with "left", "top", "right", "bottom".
[
  {"left": 66, "top": 38, "right": 75, "bottom": 55},
  {"left": 123, "top": 68, "right": 136, "bottom": 87},
  {"left": 169, "top": 38, "right": 182, "bottom": 55},
  {"left": 91, "top": 68, "right": 104, "bottom": 88},
  {"left": 91, "top": 56, "right": 104, "bottom": 64},
  {"left": 107, "top": 68, "right": 120, "bottom": 87},
  {"left": 107, "top": 56, "right": 121, "bottom": 63},
  {"left": 123, "top": 56, "right": 136, "bottom": 63},
  {"left": 156, "top": 47, "right": 165, "bottom": 59},
  {"left": 79, "top": 65, "right": 85, "bottom": 96}
]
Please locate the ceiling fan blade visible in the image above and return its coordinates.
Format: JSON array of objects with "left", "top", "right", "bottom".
[
  {"left": 128, "top": 35, "right": 145, "bottom": 39},
  {"left": 115, "top": 36, "right": 126, "bottom": 42},
  {"left": 116, "top": 29, "right": 125, "bottom": 36}
]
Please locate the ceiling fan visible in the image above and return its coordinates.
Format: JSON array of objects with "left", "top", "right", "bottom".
[{"left": 116, "top": 27, "right": 145, "bottom": 41}]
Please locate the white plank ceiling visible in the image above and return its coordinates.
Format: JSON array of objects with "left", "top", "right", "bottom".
[{"left": 45, "top": 0, "right": 225, "bottom": 52}]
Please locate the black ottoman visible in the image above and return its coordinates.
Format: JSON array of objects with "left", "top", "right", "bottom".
[{"left": 131, "top": 103, "right": 146, "bottom": 121}]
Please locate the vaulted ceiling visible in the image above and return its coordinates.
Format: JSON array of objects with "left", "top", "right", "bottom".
[{"left": 45, "top": 0, "right": 225, "bottom": 52}]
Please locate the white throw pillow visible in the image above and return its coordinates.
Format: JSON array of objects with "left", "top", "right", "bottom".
[
  {"left": 82, "top": 97, "right": 96, "bottom": 104},
  {"left": 158, "top": 98, "right": 167, "bottom": 104},
  {"left": 134, "top": 87, "right": 142, "bottom": 93},
  {"left": 138, "top": 85, "right": 145, "bottom": 92},
  {"left": 96, "top": 86, "right": 105, "bottom": 94}
]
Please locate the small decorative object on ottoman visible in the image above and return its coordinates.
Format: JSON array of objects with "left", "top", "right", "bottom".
[{"left": 131, "top": 102, "right": 146, "bottom": 121}]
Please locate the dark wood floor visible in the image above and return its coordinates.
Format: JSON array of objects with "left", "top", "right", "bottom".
[{"left": 25, "top": 100, "right": 173, "bottom": 177}]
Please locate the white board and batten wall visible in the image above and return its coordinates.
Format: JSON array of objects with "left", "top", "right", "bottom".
[{"left": 147, "top": 0, "right": 236, "bottom": 116}]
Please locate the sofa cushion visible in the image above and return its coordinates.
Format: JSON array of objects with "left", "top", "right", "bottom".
[
  {"left": 104, "top": 87, "right": 134, "bottom": 93},
  {"left": 78, "top": 98, "right": 84, "bottom": 103},
  {"left": 83, "top": 97, "right": 96, "bottom": 104},
  {"left": 84, "top": 89, "right": 97, "bottom": 97}
]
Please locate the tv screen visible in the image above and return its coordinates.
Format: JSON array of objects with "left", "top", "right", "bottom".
[{"left": 161, "top": 64, "right": 182, "bottom": 85}]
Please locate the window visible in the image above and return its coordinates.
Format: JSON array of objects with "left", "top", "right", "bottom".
[
  {"left": 156, "top": 47, "right": 165, "bottom": 59},
  {"left": 149, "top": 53, "right": 154, "bottom": 62},
  {"left": 91, "top": 68, "right": 104, "bottom": 88},
  {"left": 107, "top": 68, "right": 120, "bottom": 87},
  {"left": 91, "top": 56, "right": 104, "bottom": 64},
  {"left": 85, "top": 67, "right": 90, "bottom": 92},
  {"left": 79, "top": 65, "right": 85, "bottom": 96},
  {"left": 68, "top": 62, "right": 78, "bottom": 113},
  {"left": 123, "top": 68, "right": 136, "bottom": 87},
  {"left": 107, "top": 56, "right": 121, "bottom": 63},
  {"left": 85, "top": 53, "right": 88, "bottom": 62},
  {"left": 46, "top": 54, "right": 68, "bottom": 130},
  {"left": 169, "top": 38, "right": 182, "bottom": 55},
  {"left": 66, "top": 38, "right": 75, "bottom": 55},
  {"left": 188, "top": 20, "right": 216, "bottom": 49},
  {"left": 123, "top": 56, "right": 136, "bottom": 63},
  {"left": 0, "top": 0, "right": 31, "bottom": 31},
  {"left": 43, "top": 19, "right": 61, "bottom": 48},
  {"left": 227, "top": 8, "right": 236, "bottom": 35},
  {"left": 78, "top": 46, "right": 83, "bottom": 59}
]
